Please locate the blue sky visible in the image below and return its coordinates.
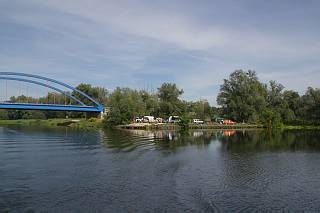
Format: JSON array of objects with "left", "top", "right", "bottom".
[{"left": 1, "top": 0, "right": 320, "bottom": 104}]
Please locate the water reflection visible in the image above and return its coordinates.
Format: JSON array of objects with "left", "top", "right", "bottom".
[
  {"left": 101, "top": 129, "right": 217, "bottom": 151},
  {"left": 2, "top": 126, "right": 320, "bottom": 153},
  {"left": 1, "top": 126, "right": 320, "bottom": 212},
  {"left": 100, "top": 129, "right": 320, "bottom": 152},
  {"left": 220, "top": 129, "right": 320, "bottom": 152},
  {"left": 223, "top": 130, "right": 236, "bottom": 137}
]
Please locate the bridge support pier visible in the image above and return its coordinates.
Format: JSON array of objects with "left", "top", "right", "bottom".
[{"left": 99, "top": 107, "right": 108, "bottom": 120}]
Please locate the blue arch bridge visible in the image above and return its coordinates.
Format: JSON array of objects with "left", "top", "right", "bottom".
[{"left": 0, "top": 72, "right": 105, "bottom": 116}]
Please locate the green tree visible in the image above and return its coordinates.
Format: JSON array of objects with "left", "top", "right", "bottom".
[
  {"left": 21, "top": 111, "right": 46, "bottom": 119},
  {"left": 217, "top": 70, "right": 268, "bottom": 122},
  {"left": 139, "top": 90, "right": 160, "bottom": 116},
  {"left": 104, "top": 87, "right": 146, "bottom": 126},
  {"left": 300, "top": 87, "right": 320, "bottom": 123},
  {"left": 0, "top": 110, "right": 9, "bottom": 120},
  {"left": 267, "top": 81, "right": 295, "bottom": 123},
  {"left": 158, "top": 83, "right": 184, "bottom": 117},
  {"left": 73, "top": 83, "right": 108, "bottom": 106},
  {"left": 267, "top": 80, "right": 285, "bottom": 109},
  {"left": 283, "top": 90, "right": 301, "bottom": 116},
  {"left": 186, "top": 99, "right": 213, "bottom": 120},
  {"left": 261, "top": 109, "right": 282, "bottom": 128}
]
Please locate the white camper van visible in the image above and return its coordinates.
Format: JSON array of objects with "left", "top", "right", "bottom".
[{"left": 143, "top": 116, "right": 155, "bottom": 123}]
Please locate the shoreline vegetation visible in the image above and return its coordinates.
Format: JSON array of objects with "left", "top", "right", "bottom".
[
  {"left": 118, "top": 123, "right": 264, "bottom": 130},
  {"left": 0, "top": 118, "right": 102, "bottom": 130},
  {"left": 1, "top": 70, "right": 320, "bottom": 129},
  {"left": 1, "top": 118, "right": 320, "bottom": 131}
]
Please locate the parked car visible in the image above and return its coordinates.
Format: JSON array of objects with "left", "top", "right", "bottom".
[
  {"left": 168, "top": 116, "right": 180, "bottom": 123},
  {"left": 223, "top": 119, "right": 236, "bottom": 125},
  {"left": 193, "top": 119, "right": 204, "bottom": 124},
  {"left": 214, "top": 117, "right": 224, "bottom": 124},
  {"left": 156, "top": 117, "right": 163, "bottom": 123},
  {"left": 135, "top": 117, "right": 143, "bottom": 123}
]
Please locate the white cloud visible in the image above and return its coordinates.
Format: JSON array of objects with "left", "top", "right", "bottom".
[
  {"left": 7, "top": 0, "right": 226, "bottom": 51},
  {"left": 1, "top": 0, "right": 320, "bottom": 103},
  {"left": 5, "top": 0, "right": 320, "bottom": 59}
]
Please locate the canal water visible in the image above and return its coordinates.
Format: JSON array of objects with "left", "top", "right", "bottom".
[{"left": 1, "top": 126, "right": 320, "bottom": 212}]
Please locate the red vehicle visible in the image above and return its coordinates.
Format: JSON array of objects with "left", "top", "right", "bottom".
[{"left": 223, "top": 120, "right": 236, "bottom": 125}]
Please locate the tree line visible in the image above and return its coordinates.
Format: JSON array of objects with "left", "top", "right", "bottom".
[
  {"left": 1, "top": 69, "right": 319, "bottom": 128},
  {"left": 217, "top": 70, "right": 320, "bottom": 127},
  {"left": 104, "top": 83, "right": 216, "bottom": 126},
  {"left": 0, "top": 83, "right": 217, "bottom": 125}
]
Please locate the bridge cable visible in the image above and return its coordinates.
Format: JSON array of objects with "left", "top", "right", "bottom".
[
  {"left": 26, "top": 85, "right": 29, "bottom": 103},
  {"left": 5, "top": 80, "right": 7, "bottom": 102},
  {"left": 46, "top": 80, "right": 48, "bottom": 105}
]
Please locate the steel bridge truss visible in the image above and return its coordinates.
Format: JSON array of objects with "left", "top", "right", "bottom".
[{"left": 0, "top": 72, "right": 104, "bottom": 113}]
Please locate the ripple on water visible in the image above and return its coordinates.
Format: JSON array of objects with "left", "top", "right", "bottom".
[
  {"left": 1, "top": 127, "right": 320, "bottom": 212},
  {"left": 102, "top": 132, "right": 157, "bottom": 152}
]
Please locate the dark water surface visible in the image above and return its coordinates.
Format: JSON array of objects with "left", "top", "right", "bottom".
[{"left": 1, "top": 126, "right": 320, "bottom": 212}]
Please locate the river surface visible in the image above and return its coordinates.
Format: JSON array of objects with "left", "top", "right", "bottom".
[{"left": 1, "top": 126, "right": 320, "bottom": 212}]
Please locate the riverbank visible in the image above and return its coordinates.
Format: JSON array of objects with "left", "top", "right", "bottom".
[
  {"left": 0, "top": 118, "right": 102, "bottom": 130},
  {"left": 118, "top": 123, "right": 264, "bottom": 130},
  {"left": 1, "top": 119, "right": 319, "bottom": 131},
  {"left": 282, "top": 125, "right": 320, "bottom": 130}
]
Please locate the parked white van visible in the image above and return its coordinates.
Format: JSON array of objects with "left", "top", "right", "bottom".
[
  {"left": 135, "top": 117, "right": 143, "bottom": 123},
  {"left": 193, "top": 119, "right": 204, "bottom": 124},
  {"left": 143, "top": 116, "right": 155, "bottom": 123}
]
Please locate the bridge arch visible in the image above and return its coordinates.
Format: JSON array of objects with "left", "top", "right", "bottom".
[{"left": 0, "top": 72, "right": 104, "bottom": 113}]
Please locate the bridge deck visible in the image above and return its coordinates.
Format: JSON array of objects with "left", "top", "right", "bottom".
[{"left": 0, "top": 103, "right": 102, "bottom": 112}]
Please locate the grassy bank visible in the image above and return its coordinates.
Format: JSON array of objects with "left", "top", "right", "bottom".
[
  {"left": 282, "top": 125, "right": 320, "bottom": 130},
  {"left": 1, "top": 119, "right": 319, "bottom": 131},
  {"left": 118, "top": 123, "right": 264, "bottom": 130},
  {"left": 0, "top": 118, "right": 102, "bottom": 130}
]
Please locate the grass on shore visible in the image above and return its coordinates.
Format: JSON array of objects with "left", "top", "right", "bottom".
[
  {"left": 0, "top": 118, "right": 102, "bottom": 130},
  {"left": 118, "top": 123, "right": 265, "bottom": 130},
  {"left": 1, "top": 119, "right": 319, "bottom": 131},
  {"left": 282, "top": 125, "right": 320, "bottom": 130}
]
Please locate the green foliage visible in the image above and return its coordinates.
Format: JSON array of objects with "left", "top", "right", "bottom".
[
  {"left": 103, "top": 83, "right": 217, "bottom": 127},
  {"left": 0, "top": 110, "right": 9, "bottom": 120},
  {"left": 300, "top": 87, "right": 320, "bottom": 122},
  {"left": 21, "top": 111, "right": 46, "bottom": 120},
  {"left": 1, "top": 83, "right": 108, "bottom": 120},
  {"left": 186, "top": 100, "right": 214, "bottom": 120},
  {"left": 261, "top": 109, "right": 282, "bottom": 128},
  {"left": 139, "top": 90, "right": 160, "bottom": 116},
  {"left": 3, "top": 71, "right": 320, "bottom": 128},
  {"left": 178, "top": 115, "right": 190, "bottom": 130},
  {"left": 217, "top": 70, "right": 267, "bottom": 122},
  {"left": 88, "top": 117, "right": 98, "bottom": 123},
  {"left": 104, "top": 107, "right": 123, "bottom": 127},
  {"left": 217, "top": 70, "right": 320, "bottom": 126},
  {"left": 103, "top": 87, "right": 146, "bottom": 126},
  {"left": 283, "top": 90, "right": 301, "bottom": 116},
  {"left": 158, "top": 83, "right": 184, "bottom": 117},
  {"left": 73, "top": 83, "right": 108, "bottom": 105}
]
